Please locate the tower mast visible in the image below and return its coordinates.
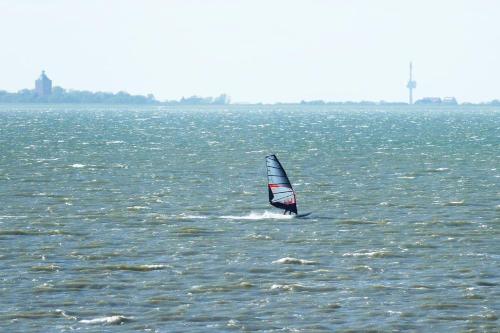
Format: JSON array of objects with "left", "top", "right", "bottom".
[{"left": 406, "top": 62, "right": 417, "bottom": 104}]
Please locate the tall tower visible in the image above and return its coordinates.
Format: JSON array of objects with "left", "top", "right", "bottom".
[
  {"left": 406, "top": 62, "right": 416, "bottom": 104},
  {"left": 35, "top": 70, "right": 52, "bottom": 97}
]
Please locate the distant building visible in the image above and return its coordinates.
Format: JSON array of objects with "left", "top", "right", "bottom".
[
  {"left": 415, "top": 97, "right": 458, "bottom": 105},
  {"left": 415, "top": 97, "right": 442, "bottom": 105},
  {"left": 35, "top": 70, "right": 52, "bottom": 96},
  {"left": 442, "top": 97, "right": 458, "bottom": 105}
]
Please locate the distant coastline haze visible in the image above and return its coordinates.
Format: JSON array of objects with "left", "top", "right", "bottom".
[{"left": 0, "top": 0, "right": 499, "bottom": 103}]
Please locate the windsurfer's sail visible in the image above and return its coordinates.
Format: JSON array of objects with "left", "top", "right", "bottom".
[{"left": 266, "top": 154, "right": 298, "bottom": 214}]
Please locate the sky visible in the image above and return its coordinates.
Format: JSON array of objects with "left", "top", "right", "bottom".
[{"left": 0, "top": 0, "right": 499, "bottom": 103}]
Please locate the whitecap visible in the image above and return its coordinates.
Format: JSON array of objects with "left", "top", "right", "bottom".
[
  {"left": 426, "top": 167, "right": 449, "bottom": 172},
  {"left": 247, "top": 233, "right": 272, "bottom": 240},
  {"left": 178, "top": 214, "right": 208, "bottom": 219},
  {"left": 70, "top": 164, "right": 85, "bottom": 168},
  {"left": 80, "top": 315, "right": 131, "bottom": 325},
  {"left": 126, "top": 206, "right": 150, "bottom": 211},
  {"left": 270, "top": 283, "right": 306, "bottom": 291},
  {"left": 245, "top": 150, "right": 265, "bottom": 154},
  {"left": 342, "top": 250, "right": 392, "bottom": 258},
  {"left": 111, "top": 163, "right": 128, "bottom": 169},
  {"left": 272, "top": 257, "right": 317, "bottom": 265},
  {"left": 446, "top": 200, "right": 464, "bottom": 206},
  {"left": 55, "top": 309, "right": 77, "bottom": 320},
  {"left": 387, "top": 310, "right": 403, "bottom": 316}
]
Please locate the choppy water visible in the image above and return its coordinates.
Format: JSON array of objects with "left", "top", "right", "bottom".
[{"left": 0, "top": 104, "right": 499, "bottom": 332}]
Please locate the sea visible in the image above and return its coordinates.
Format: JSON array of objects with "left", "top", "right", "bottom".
[{"left": 0, "top": 104, "right": 498, "bottom": 332}]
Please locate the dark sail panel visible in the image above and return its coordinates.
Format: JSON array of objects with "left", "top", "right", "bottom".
[{"left": 266, "top": 154, "right": 297, "bottom": 214}]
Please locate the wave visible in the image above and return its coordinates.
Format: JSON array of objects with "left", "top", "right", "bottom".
[
  {"left": 126, "top": 206, "right": 150, "bottom": 211},
  {"left": 342, "top": 250, "right": 395, "bottom": 258},
  {"left": 173, "top": 227, "right": 210, "bottom": 237},
  {"left": 190, "top": 281, "right": 254, "bottom": 294},
  {"left": 69, "top": 163, "right": 86, "bottom": 168},
  {"left": 246, "top": 233, "right": 272, "bottom": 240},
  {"left": 220, "top": 211, "right": 294, "bottom": 220},
  {"left": 445, "top": 200, "right": 465, "bottom": 206},
  {"left": 270, "top": 283, "right": 307, "bottom": 291},
  {"left": 2, "top": 310, "right": 76, "bottom": 320},
  {"left": 102, "top": 264, "right": 169, "bottom": 272},
  {"left": 270, "top": 283, "right": 335, "bottom": 292},
  {"left": 30, "top": 264, "right": 61, "bottom": 272},
  {"left": 425, "top": 167, "right": 450, "bottom": 173},
  {"left": 0, "top": 229, "right": 75, "bottom": 236},
  {"left": 272, "top": 257, "right": 317, "bottom": 265},
  {"left": 80, "top": 315, "right": 132, "bottom": 325},
  {"left": 177, "top": 213, "right": 208, "bottom": 219}
]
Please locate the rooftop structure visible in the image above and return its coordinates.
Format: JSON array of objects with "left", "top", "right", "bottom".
[
  {"left": 35, "top": 70, "right": 52, "bottom": 97},
  {"left": 406, "top": 62, "right": 416, "bottom": 104}
]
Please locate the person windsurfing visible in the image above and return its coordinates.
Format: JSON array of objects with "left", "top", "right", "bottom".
[{"left": 266, "top": 154, "right": 298, "bottom": 215}]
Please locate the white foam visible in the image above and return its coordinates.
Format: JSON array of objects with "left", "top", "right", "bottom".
[
  {"left": 245, "top": 150, "right": 265, "bottom": 154},
  {"left": 247, "top": 233, "right": 272, "bottom": 240},
  {"left": 220, "top": 211, "right": 294, "bottom": 220},
  {"left": 272, "top": 257, "right": 317, "bottom": 265},
  {"left": 70, "top": 164, "right": 85, "bottom": 168},
  {"left": 145, "top": 264, "right": 168, "bottom": 269},
  {"left": 342, "top": 250, "right": 391, "bottom": 258},
  {"left": 270, "top": 283, "right": 305, "bottom": 291},
  {"left": 80, "top": 315, "right": 131, "bottom": 325},
  {"left": 55, "top": 309, "right": 77, "bottom": 320},
  {"left": 126, "top": 206, "right": 150, "bottom": 211},
  {"left": 178, "top": 213, "right": 208, "bottom": 219}
]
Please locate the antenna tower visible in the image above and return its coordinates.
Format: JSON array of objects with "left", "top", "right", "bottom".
[{"left": 406, "top": 62, "right": 417, "bottom": 104}]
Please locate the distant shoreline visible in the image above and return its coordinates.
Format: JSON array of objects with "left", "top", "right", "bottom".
[
  {"left": 1, "top": 88, "right": 499, "bottom": 106},
  {"left": 1, "top": 102, "right": 499, "bottom": 107},
  {"left": 0, "top": 87, "right": 230, "bottom": 106}
]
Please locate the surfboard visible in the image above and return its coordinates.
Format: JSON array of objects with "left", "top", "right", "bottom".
[
  {"left": 295, "top": 212, "right": 312, "bottom": 218},
  {"left": 266, "top": 154, "right": 309, "bottom": 217}
]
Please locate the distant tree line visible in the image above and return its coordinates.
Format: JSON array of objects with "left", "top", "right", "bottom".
[
  {"left": 0, "top": 87, "right": 159, "bottom": 104},
  {"left": 0, "top": 87, "right": 231, "bottom": 105},
  {"left": 2, "top": 88, "right": 499, "bottom": 106},
  {"left": 299, "top": 99, "right": 500, "bottom": 106},
  {"left": 165, "top": 94, "right": 230, "bottom": 105},
  {"left": 299, "top": 100, "right": 407, "bottom": 106}
]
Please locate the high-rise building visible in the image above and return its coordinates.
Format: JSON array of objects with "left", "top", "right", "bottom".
[
  {"left": 406, "top": 62, "right": 416, "bottom": 104},
  {"left": 35, "top": 70, "right": 52, "bottom": 96}
]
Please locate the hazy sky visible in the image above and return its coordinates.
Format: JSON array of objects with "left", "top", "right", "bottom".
[{"left": 1, "top": 0, "right": 499, "bottom": 103}]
